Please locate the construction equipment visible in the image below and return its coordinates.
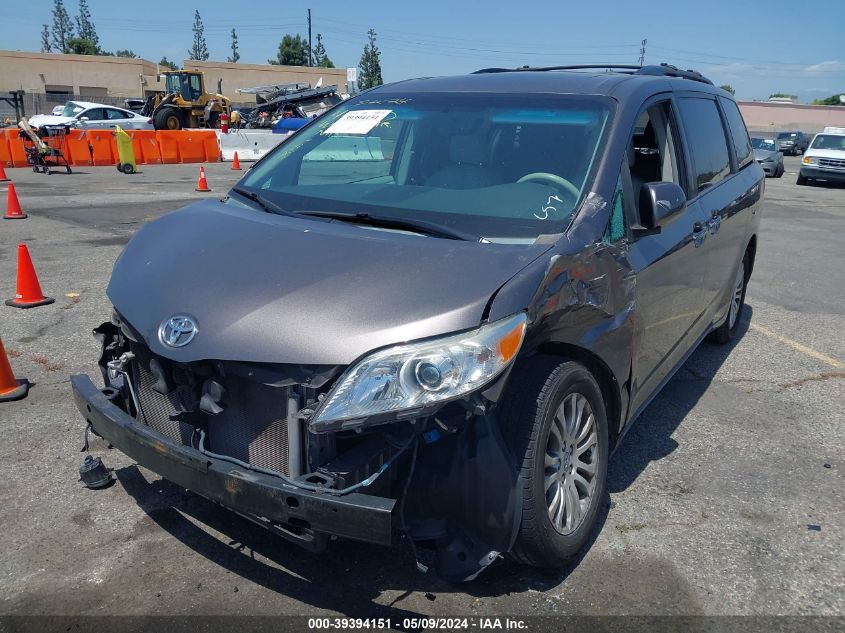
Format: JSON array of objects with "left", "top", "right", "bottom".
[
  {"left": 235, "top": 83, "right": 342, "bottom": 129},
  {"left": 142, "top": 70, "right": 231, "bottom": 131}
]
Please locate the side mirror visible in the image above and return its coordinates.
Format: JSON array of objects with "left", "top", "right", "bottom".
[{"left": 633, "top": 182, "right": 687, "bottom": 237}]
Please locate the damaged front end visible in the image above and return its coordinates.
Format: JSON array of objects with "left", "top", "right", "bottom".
[{"left": 73, "top": 311, "right": 527, "bottom": 581}]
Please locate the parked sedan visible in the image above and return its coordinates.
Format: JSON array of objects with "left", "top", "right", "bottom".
[
  {"left": 751, "top": 137, "right": 784, "bottom": 177},
  {"left": 28, "top": 101, "right": 153, "bottom": 130}
]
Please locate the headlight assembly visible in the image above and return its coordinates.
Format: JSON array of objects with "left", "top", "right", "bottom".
[
  {"left": 803, "top": 156, "right": 818, "bottom": 165},
  {"left": 311, "top": 312, "right": 527, "bottom": 431}
]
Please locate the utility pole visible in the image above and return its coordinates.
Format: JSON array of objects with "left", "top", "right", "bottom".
[
  {"left": 307, "top": 9, "right": 313, "bottom": 67},
  {"left": 638, "top": 38, "right": 647, "bottom": 66}
]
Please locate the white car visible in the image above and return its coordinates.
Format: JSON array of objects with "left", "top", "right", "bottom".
[
  {"left": 798, "top": 126, "right": 845, "bottom": 186},
  {"left": 28, "top": 101, "right": 153, "bottom": 130}
]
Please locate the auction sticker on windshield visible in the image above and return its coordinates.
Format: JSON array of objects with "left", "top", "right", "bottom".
[{"left": 324, "top": 109, "right": 392, "bottom": 135}]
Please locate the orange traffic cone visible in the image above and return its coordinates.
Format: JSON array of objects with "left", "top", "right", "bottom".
[
  {"left": 5, "top": 243, "right": 54, "bottom": 309},
  {"left": 231, "top": 151, "right": 242, "bottom": 170},
  {"left": 0, "top": 338, "right": 28, "bottom": 402},
  {"left": 3, "top": 183, "right": 27, "bottom": 219},
  {"left": 0, "top": 162, "right": 9, "bottom": 182},
  {"left": 195, "top": 166, "right": 211, "bottom": 192}
]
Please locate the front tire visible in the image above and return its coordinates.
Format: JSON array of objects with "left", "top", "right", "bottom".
[
  {"left": 499, "top": 358, "right": 609, "bottom": 568},
  {"left": 796, "top": 174, "right": 808, "bottom": 186}
]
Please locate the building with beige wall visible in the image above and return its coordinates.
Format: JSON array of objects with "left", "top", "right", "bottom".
[
  {"left": 0, "top": 50, "right": 348, "bottom": 115},
  {"left": 737, "top": 100, "right": 845, "bottom": 134}
]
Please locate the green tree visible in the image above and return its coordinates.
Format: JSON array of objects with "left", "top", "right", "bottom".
[
  {"left": 74, "top": 0, "right": 98, "bottom": 49},
  {"left": 41, "top": 24, "right": 52, "bottom": 52},
  {"left": 719, "top": 84, "right": 735, "bottom": 96},
  {"left": 811, "top": 94, "right": 844, "bottom": 106},
  {"left": 769, "top": 92, "right": 797, "bottom": 99},
  {"left": 228, "top": 28, "right": 240, "bottom": 63},
  {"left": 67, "top": 36, "right": 98, "bottom": 55},
  {"left": 159, "top": 56, "right": 179, "bottom": 70},
  {"left": 268, "top": 34, "right": 308, "bottom": 66},
  {"left": 358, "top": 28, "right": 383, "bottom": 90},
  {"left": 188, "top": 10, "right": 209, "bottom": 61},
  {"left": 312, "top": 33, "right": 335, "bottom": 68},
  {"left": 51, "top": 0, "right": 75, "bottom": 53},
  {"left": 115, "top": 49, "right": 137, "bottom": 58}
]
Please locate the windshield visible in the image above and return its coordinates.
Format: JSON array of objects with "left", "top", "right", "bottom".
[
  {"left": 810, "top": 134, "right": 845, "bottom": 151},
  {"left": 239, "top": 93, "right": 612, "bottom": 241},
  {"left": 751, "top": 138, "right": 776, "bottom": 151},
  {"left": 776, "top": 132, "right": 798, "bottom": 139},
  {"left": 61, "top": 102, "right": 85, "bottom": 117}
]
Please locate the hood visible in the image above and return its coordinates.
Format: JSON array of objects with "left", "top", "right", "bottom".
[
  {"left": 108, "top": 200, "right": 551, "bottom": 365},
  {"left": 752, "top": 148, "right": 778, "bottom": 161},
  {"left": 27, "top": 114, "right": 76, "bottom": 127},
  {"left": 805, "top": 148, "right": 845, "bottom": 160}
]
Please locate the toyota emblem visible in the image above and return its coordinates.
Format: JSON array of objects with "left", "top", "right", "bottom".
[{"left": 159, "top": 315, "right": 198, "bottom": 348}]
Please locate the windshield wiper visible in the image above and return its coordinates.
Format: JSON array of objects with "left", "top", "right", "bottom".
[
  {"left": 297, "top": 210, "right": 474, "bottom": 241},
  {"left": 230, "top": 187, "right": 296, "bottom": 217}
]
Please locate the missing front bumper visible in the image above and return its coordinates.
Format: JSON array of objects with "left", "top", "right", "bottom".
[{"left": 71, "top": 374, "right": 396, "bottom": 547}]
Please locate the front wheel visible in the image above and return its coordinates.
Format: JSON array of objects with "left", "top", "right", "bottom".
[
  {"left": 499, "top": 358, "right": 609, "bottom": 568},
  {"left": 797, "top": 174, "right": 808, "bottom": 186}
]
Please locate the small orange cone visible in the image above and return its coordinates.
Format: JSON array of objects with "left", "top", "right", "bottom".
[
  {"left": 195, "top": 166, "right": 211, "bottom": 192},
  {"left": 0, "top": 338, "right": 28, "bottom": 402},
  {"left": 3, "top": 183, "right": 27, "bottom": 219},
  {"left": 0, "top": 162, "right": 9, "bottom": 182},
  {"left": 5, "top": 243, "right": 54, "bottom": 309},
  {"left": 231, "top": 151, "right": 242, "bottom": 170}
]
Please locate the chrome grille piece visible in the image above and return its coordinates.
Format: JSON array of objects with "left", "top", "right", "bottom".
[{"left": 819, "top": 158, "right": 845, "bottom": 169}]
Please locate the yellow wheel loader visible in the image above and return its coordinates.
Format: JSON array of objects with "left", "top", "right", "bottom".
[{"left": 143, "top": 70, "right": 232, "bottom": 131}]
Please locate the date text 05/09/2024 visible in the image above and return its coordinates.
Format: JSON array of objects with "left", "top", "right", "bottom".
[{"left": 308, "top": 617, "right": 528, "bottom": 630}]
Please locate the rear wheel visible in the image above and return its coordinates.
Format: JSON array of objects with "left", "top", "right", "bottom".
[
  {"left": 154, "top": 107, "right": 185, "bottom": 131},
  {"left": 709, "top": 255, "right": 748, "bottom": 344},
  {"left": 499, "top": 358, "right": 609, "bottom": 568}
]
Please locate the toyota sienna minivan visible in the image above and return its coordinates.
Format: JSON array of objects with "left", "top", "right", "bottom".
[{"left": 72, "top": 63, "right": 763, "bottom": 581}]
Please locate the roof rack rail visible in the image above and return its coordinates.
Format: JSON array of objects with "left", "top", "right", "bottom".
[
  {"left": 635, "top": 63, "right": 713, "bottom": 85},
  {"left": 472, "top": 62, "right": 713, "bottom": 85},
  {"left": 473, "top": 64, "right": 641, "bottom": 74}
]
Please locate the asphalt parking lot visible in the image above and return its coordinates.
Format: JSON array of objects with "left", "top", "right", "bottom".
[{"left": 0, "top": 156, "right": 842, "bottom": 621}]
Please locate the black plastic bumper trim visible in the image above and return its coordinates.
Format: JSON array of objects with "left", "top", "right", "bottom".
[{"left": 70, "top": 374, "right": 395, "bottom": 546}]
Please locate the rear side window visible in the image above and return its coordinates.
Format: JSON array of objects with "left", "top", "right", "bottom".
[
  {"left": 719, "top": 97, "right": 752, "bottom": 168},
  {"left": 677, "top": 97, "right": 731, "bottom": 193}
]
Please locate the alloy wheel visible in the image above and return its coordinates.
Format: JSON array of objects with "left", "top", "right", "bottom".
[
  {"left": 544, "top": 392, "right": 598, "bottom": 535},
  {"left": 728, "top": 262, "right": 745, "bottom": 329}
]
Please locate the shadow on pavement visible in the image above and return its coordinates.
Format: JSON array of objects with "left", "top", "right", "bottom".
[{"left": 608, "top": 306, "right": 753, "bottom": 493}]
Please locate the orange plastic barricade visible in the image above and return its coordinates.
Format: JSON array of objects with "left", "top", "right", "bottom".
[
  {"left": 198, "top": 130, "right": 220, "bottom": 162},
  {"left": 155, "top": 130, "right": 181, "bottom": 164},
  {"left": 63, "top": 128, "right": 92, "bottom": 166},
  {"left": 0, "top": 129, "right": 13, "bottom": 168},
  {"left": 85, "top": 130, "right": 117, "bottom": 166},
  {"left": 129, "top": 130, "right": 161, "bottom": 165},
  {"left": 7, "top": 130, "right": 29, "bottom": 168},
  {"left": 156, "top": 130, "right": 220, "bottom": 164}
]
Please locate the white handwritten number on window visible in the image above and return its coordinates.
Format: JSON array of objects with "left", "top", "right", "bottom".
[{"left": 534, "top": 195, "right": 564, "bottom": 220}]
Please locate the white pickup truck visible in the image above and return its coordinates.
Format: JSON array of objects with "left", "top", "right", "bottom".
[{"left": 798, "top": 126, "right": 845, "bottom": 185}]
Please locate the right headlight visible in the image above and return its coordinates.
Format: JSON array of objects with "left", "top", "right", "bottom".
[
  {"left": 311, "top": 312, "right": 527, "bottom": 431},
  {"left": 803, "top": 156, "right": 818, "bottom": 165}
]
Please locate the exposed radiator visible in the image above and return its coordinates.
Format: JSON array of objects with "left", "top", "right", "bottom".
[{"left": 130, "top": 346, "right": 294, "bottom": 477}]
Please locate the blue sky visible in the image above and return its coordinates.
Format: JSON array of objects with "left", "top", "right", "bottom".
[{"left": 4, "top": 0, "right": 844, "bottom": 103}]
